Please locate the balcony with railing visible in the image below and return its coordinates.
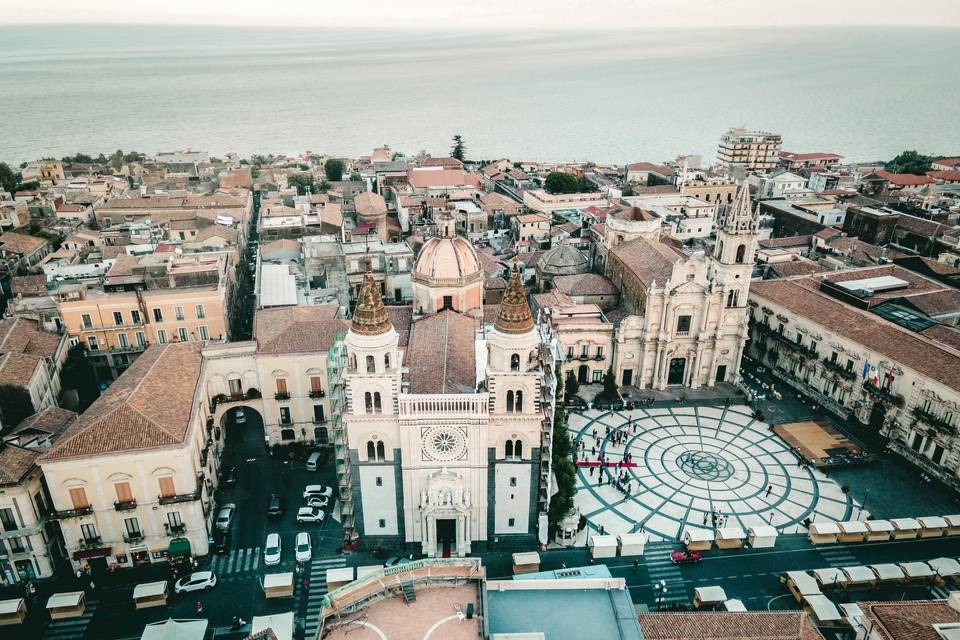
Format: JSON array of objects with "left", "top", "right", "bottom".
[
  {"left": 309, "top": 389, "right": 326, "bottom": 399},
  {"left": 78, "top": 536, "right": 102, "bottom": 549},
  {"left": 114, "top": 499, "right": 138, "bottom": 512},
  {"left": 209, "top": 389, "right": 262, "bottom": 412},
  {"left": 398, "top": 393, "right": 488, "bottom": 418},
  {"left": 912, "top": 406, "right": 958, "bottom": 435},
  {"left": 165, "top": 522, "right": 187, "bottom": 536},
  {"left": 158, "top": 474, "right": 204, "bottom": 505},
  {"left": 123, "top": 531, "right": 144, "bottom": 543},
  {"left": 821, "top": 358, "right": 857, "bottom": 381},
  {"left": 862, "top": 381, "right": 905, "bottom": 407},
  {"left": 50, "top": 505, "right": 94, "bottom": 520}
]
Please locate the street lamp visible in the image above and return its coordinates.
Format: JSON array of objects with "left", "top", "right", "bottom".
[{"left": 654, "top": 580, "right": 667, "bottom": 611}]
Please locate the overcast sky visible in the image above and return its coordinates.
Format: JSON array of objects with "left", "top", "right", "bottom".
[{"left": 4, "top": 0, "right": 960, "bottom": 28}]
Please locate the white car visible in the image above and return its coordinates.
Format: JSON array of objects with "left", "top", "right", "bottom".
[
  {"left": 302, "top": 485, "right": 333, "bottom": 499},
  {"left": 296, "top": 507, "right": 324, "bottom": 523},
  {"left": 173, "top": 571, "right": 217, "bottom": 594},
  {"left": 304, "top": 495, "right": 329, "bottom": 509},
  {"left": 263, "top": 533, "right": 281, "bottom": 566},
  {"left": 295, "top": 532, "right": 312, "bottom": 563}
]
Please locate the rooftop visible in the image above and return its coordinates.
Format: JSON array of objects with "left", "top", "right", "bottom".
[
  {"left": 636, "top": 612, "right": 823, "bottom": 640},
  {"left": 255, "top": 305, "right": 347, "bottom": 355},
  {"left": 858, "top": 598, "right": 960, "bottom": 640},
  {"left": 406, "top": 310, "right": 477, "bottom": 394}
]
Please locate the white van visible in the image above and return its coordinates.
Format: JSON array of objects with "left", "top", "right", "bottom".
[{"left": 306, "top": 452, "right": 322, "bottom": 471}]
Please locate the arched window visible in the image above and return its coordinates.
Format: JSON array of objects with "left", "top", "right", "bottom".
[
  {"left": 350, "top": 354, "right": 357, "bottom": 370},
  {"left": 384, "top": 353, "right": 390, "bottom": 369},
  {"left": 376, "top": 441, "right": 385, "bottom": 460},
  {"left": 727, "top": 290, "right": 738, "bottom": 308},
  {"left": 505, "top": 440, "right": 514, "bottom": 457},
  {"left": 374, "top": 392, "right": 382, "bottom": 413},
  {"left": 515, "top": 390, "right": 524, "bottom": 412},
  {"left": 367, "top": 440, "right": 376, "bottom": 459},
  {"left": 705, "top": 193, "right": 711, "bottom": 202},
  {"left": 366, "top": 355, "right": 376, "bottom": 373},
  {"left": 506, "top": 390, "right": 515, "bottom": 413},
  {"left": 735, "top": 244, "right": 746, "bottom": 264},
  {"left": 510, "top": 353, "right": 520, "bottom": 372},
  {"left": 514, "top": 440, "right": 523, "bottom": 458},
  {"left": 364, "top": 391, "right": 373, "bottom": 412}
]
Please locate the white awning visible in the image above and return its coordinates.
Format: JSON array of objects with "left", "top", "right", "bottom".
[
  {"left": 928, "top": 557, "right": 960, "bottom": 577},
  {"left": 141, "top": 619, "right": 208, "bottom": 640},
  {"left": 589, "top": 534, "right": 618, "bottom": 548},
  {"left": 252, "top": 612, "right": 294, "bottom": 640},
  {"left": 133, "top": 582, "right": 167, "bottom": 599},
  {"left": 694, "top": 586, "right": 727, "bottom": 602},
  {"left": 749, "top": 525, "right": 778, "bottom": 538},
  {"left": 890, "top": 517, "right": 920, "bottom": 531},
  {"left": 326, "top": 567, "right": 354, "bottom": 584},
  {"left": 809, "top": 522, "right": 840, "bottom": 535},
  {"left": 512, "top": 552, "right": 541, "bottom": 565},
  {"left": 898, "top": 562, "right": 935, "bottom": 578},
  {"left": 46, "top": 592, "right": 83, "bottom": 609},
  {"left": 0, "top": 598, "right": 25, "bottom": 615},
  {"left": 813, "top": 568, "right": 847, "bottom": 586},
  {"left": 724, "top": 599, "right": 747, "bottom": 612},
  {"left": 870, "top": 564, "right": 905, "bottom": 581},
  {"left": 616, "top": 533, "right": 648, "bottom": 546},
  {"left": 716, "top": 526, "right": 746, "bottom": 540},
  {"left": 918, "top": 516, "right": 948, "bottom": 529},
  {"left": 356, "top": 565, "right": 382, "bottom": 580},
  {"left": 842, "top": 566, "right": 876, "bottom": 585},
  {"left": 837, "top": 521, "right": 868, "bottom": 534},
  {"left": 839, "top": 602, "right": 864, "bottom": 624},
  {"left": 865, "top": 519, "right": 894, "bottom": 532},
  {"left": 683, "top": 528, "right": 714, "bottom": 542},
  {"left": 943, "top": 514, "right": 960, "bottom": 527},
  {"left": 805, "top": 595, "right": 842, "bottom": 622},
  {"left": 263, "top": 572, "right": 294, "bottom": 589},
  {"left": 785, "top": 571, "right": 822, "bottom": 596}
]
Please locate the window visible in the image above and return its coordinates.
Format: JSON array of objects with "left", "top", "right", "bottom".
[
  {"left": 375, "top": 476, "right": 383, "bottom": 487},
  {"left": 158, "top": 477, "right": 176, "bottom": 498},
  {"left": 726, "top": 290, "right": 739, "bottom": 308},
  {"left": 153, "top": 308, "right": 163, "bottom": 322},
  {"left": 509, "top": 477, "right": 517, "bottom": 487},
  {"left": 845, "top": 359, "right": 853, "bottom": 372},
  {"left": 167, "top": 511, "right": 182, "bottom": 527},
  {"left": 508, "top": 518, "right": 516, "bottom": 527},
  {"left": 114, "top": 482, "right": 133, "bottom": 504},
  {"left": 596, "top": 346, "right": 603, "bottom": 358},
  {"left": 505, "top": 440, "right": 513, "bottom": 457},
  {"left": 373, "top": 392, "right": 382, "bottom": 413},
  {"left": 592, "top": 370, "right": 602, "bottom": 382},
  {"left": 567, "top": 346, "right": 574, "bottom": 358},
  {"left": 366, "top": 355, "right": 376, "bottom": 373},
  {"left": 443, "top": 295, "right": 453, "bottom": 310},
  {"left": 735, "top": 244, "right": 747, "bottom": 264},
  {"left": 157, "top": 329, "right": 168, "bottom": 344},
  {"left": 195, "top": 304, "right": 205, "bottom": 319},
  {"left": 676, "top": 315, "right": 692, "bottom": 334},
  {"left": 80, "top": 523, "right": 98, "bottom": 542},
  {"left": 310, "top": 376, "right": 323, "bottom": 394},
  {"left": 199, "top": 326, "right": 209, "bottom": 340},
  {"left": 384, "top": 353, "right": 391, "bottom": 369},
  {"left": 580, "top": 344, "right": 589, "bottom": 357},
  {"left": 515, "top": 390, "right": 523, "bottom": 412},
  {"left": 511, "top": 353, "right": 520, "bottom": 371},
  {"left": 280, "top": 407, "right": 292, "bottom": 425},
  {"left": 80, "top": 314, "right": 93, "bottom": 329},
  {"left": 87, "top": 336, "right": 99, "bottom": 351},
  {"left": 281, "top": 428, "right": 295, "bottom": 440},
  {"left": 276, "top": 378, "right": 288, "bottom": 394},
  {"left": 124, "top": 517, "right": 141, "bottom": 535},
  {"left": 365, "top": 392, "right": 373, "bottom": 412},
  {"left": 131, "top": 310, "right": 141, "bottom": 325},
  {"left": 118, "top": 333, "right": 129, "bottom": 349},
  {"left": 378, "top": 519, "right": 386, "bottom": 528},
  {"left": 313, "top": 404, "right": 325, "bottom": 423},
  {"left": 113, "top": 311, "right": 124, "bottom": 326},
  {"left": 8, "top": 537, "right": 26, "bottom": 554},
  {"left": 0, "top": 508, "right": 17, "bottom": 532},
  {"left": 69, "top": 487, "right": 89, "bottom": 510},
  {"left": 174, "top": 306, "right": 184, "bottom": 321},
  {"left": 515, "top": 440, "right": 522, "bottom": 457},
  {"left": 506, "top": 390, "right": 515, "bottom": 413},
  {"left": 367, "top": 441, "right": 376, "bottom": 459},
  {"left": 178, "top": 327, "right": 188, "bottom": 342},
  {"left": 376, "top": 441, "right": 385, "bottom": 460}
]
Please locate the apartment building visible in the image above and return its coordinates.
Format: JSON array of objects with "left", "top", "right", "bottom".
[
  {"left": 717, "top": 127, "right": 783, "bottom": 173},
  {"left": 56, "top": 254, "right": 233, "bottom": 382},
  {"left": 0, "top": 316, "right": 69, "bottom": 415},
  {"left": 39, "top": 343, "right": 214, "bottom": 572}
]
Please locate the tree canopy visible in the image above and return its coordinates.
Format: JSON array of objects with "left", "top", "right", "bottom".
[
  {"left": 0, "top": 385, "right": 35, "bottom": 430},
  {"left": 544, "top": 171, "right": 582, "bottom": 194},
  {"left": 885, "top": 150, "right": 933, "bottom": 176},
  {"left": 59, "top": 344, "right": 100, "bottom": 412},
  {"left": 451, "top": 134, "right": 466, "bottom": 162},
  {"left": 0, "top": 162, "right": 16, "bottom": 192},
  {"left": 287, "top": 173, "right": 317, "bottom": 195},
  {"left": 324, "top": 159, "right": 345, "bottom": 182}
]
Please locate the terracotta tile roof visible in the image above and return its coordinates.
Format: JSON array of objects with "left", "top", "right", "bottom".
[
  {"left": 553, "top": 273, "right": 617, "bottom": 296},
  {"left": 612, "top": 205, "right": 658, "bottom": 222},
  {"left": 920, "top": 324, "right": 960, "bottom": 351},
  {"left": 0, "top": 443, "right": 43, "bottom": 486},
  {"left": 935, "top": 158, "right": 960, "bottom": 168},
  {"left": 767, "top": 260, "right": 829, "bottom": 278},
  {"left": 927, "top": 170, "right": 960, "bottom": 182},
  {"left": 896, "top": 214, "right": 945, "bottom": 238},
  {"left": 0, "top": 317, "right": 63, "bottom": 389},
  {"left": 610, "top": 236, "right": 681, "bottom": 288},
  {"left": 759, "top": 235, "right": 811, "bottom": 249},
  {"left": 385, "top": 306, "right": 412, "bottom": 346},
  {"left": 780, "top": 151, "right": 842, "bottom": 162},
  {"left": 354, "top": 192, "right": 387, "bottom": 217},
  {"left": 11, "top": 407, "right": 77, "bottom": 437},
  {"left": 637, "top": 612, "right": 823, "bottom": 640},
  {"left": 0, "top": 231, "right": 48, "bottom": 256},
  {"left": 42, "top": 343, "right": 204, "bottom": 461},
  {"left": 407, "top": 169, "right": 481, "bottom": 189},
  {"left": 195, "top": 225, "right": 239, "bottom": 242},
  {"left": 406, "top": 310, "right": 476, "bottom": 394},
  {"left": 261, "top": 239, "right": 301, "bottom": 256},
  {"left": 899, "top": 289, "right": 960, "bottom": 315},
  {"left": 751, "top": 278, "right": 960, "bottom": 392},
  {"left": 869, "top": 170, "right": 935, "bottom": 187},
  {"left": 824, "top": 236, "right": 908, "bottom": 264},
  {"left": 256, "top": 305, "right": 348, "bottom": 355},
  {"left": 858, "top": 599, "right": 960, "bottom": 640},
  {"left": 813, "top": 228, "right": 841, "bottom": 241},
  {"left": 419, "top": 156, "right": 464, "bottom": 170},
  {"left": 626, "top": 162, "right": 673, "bottom": 175},
  {"left": 11, "top": 274, "right": 47, "bottom": 296}
]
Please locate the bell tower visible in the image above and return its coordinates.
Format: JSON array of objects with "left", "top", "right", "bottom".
[
  {"left": 345, "top": 272, "right": 400, "bottom": 416},
  {"left": 487, "top": 264, "right": 541, "bottom": 415},
  {"left": 711, "top": 181, "right": 758, "bottom": 289}
]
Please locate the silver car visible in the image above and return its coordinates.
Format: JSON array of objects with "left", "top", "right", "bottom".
[{"left": 215, "top": 503, "right": 236, "bottom": 531}]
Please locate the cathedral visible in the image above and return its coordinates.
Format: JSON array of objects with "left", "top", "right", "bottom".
[{"left": 341, "top": 212, "right": 556, "bottom": 556}]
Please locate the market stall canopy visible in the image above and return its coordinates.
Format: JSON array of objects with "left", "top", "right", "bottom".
[
  {"left": 928, "top": 557, "right": 960, "bottom": 577},
  {"left": 898, "top": 562, "right": 935, "bottom": 579},
  {"left": 865, "top": 520, "right": 894, "bottom": 532},
  {"left": 785, "top": 571, "right": 821, "bottom": 596},
  {"left": 813, "top": 568, "right": 847, "bottom": 587},
  {"left": 694, "top": 586, "right": 727, "bottom": 603},
  {"left": 837, "top": 521, "right": 868, "bottom": 533},
  {"left": 870, "top": 564, "right": 905, "bottom": 581},
  {"left": 841, "top": 566, "right": 876, "bottom": 585},
  {"left": 724, "top": 599, "right": 747, "bottom": 612},
  {"left": 46, "top": 592, "right": 83, "bottom": 610},
  {"left": 251, "top": 612, "right": 294, "bottom": 640},
  {"left": 133, "top": 582, "right": 167, "bottom": 600},
  {"left": 141, "top": 618, "right": 208, "bottom": 640},
  {"left": 805, "top": 595, "right": 842, "bottom": 623},
  {"left": 808, "top": 522, "right": 840, "bottom": 535}
]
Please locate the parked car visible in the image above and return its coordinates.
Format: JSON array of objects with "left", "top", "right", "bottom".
[
  {"left": 670, "top": 550, "right": 702, "bottom": 565},
  {"left": 304, "top": 495, "right": 329, "bottom": 509},
  {"left": 233, "top": 409, "right": 246, "bottom": 425},
  {"left": 173, "top": 571, "right": 217, "bottom": 594},
  {"left": 306, "top": 452, "right": 322, "bottom": 471},
  {"left": 215, "top": 504, "right": 236, "bottom": 532},
  {"left": 267, "top": 494, "right": 284, "bottom": 519},
  {"left": 384, "top": 556, "right": 411, "bottom": 568},
  {"left": 211, "top": 530, "right": 231, "bottom": 555},
  {"left": 302, "top": 485, "right": 333, "bottom": 499},
  {"left": 263, "top": 533, "right": 281, "bottom": 566},
  {"left": 223, "top": 466, "right": 238, "bottom": 486},
  {"left": 296, "top": 507, "right": 324, "bottom": 523},
  {"left": 295, "top": 532, "right": 312, "bottom": 563}
]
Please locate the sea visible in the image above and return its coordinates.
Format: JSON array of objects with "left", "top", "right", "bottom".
[{"left": 1, "top": 24, "right": 958, "bottom": 165}]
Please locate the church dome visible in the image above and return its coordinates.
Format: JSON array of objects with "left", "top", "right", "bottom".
[
  {"left": 539, "top": 244, "right": 589, "bottom": 277},
  {"left": 413, "top": 234, "right": 481, "bottom": 283}
]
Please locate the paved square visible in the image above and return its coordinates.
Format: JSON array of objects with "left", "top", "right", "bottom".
[{"left": 568, "top": 405, "right": 857, "bottom": 542}]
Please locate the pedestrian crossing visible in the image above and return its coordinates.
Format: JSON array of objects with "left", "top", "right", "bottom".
[
  {"left": 302, "top": 556, "right": 347, "bottom": 640},
  {"left": 210, "top": 546, "right": 261, "bottom": 580},
  {"left": 43, "top": 599, "right": 97, "bottom": 640},
  {"left": 643, "top": 543, "right": 689, "bottom": 607},
  {"left": 817, "top": 544, "right": 859, "bottom": 569}
]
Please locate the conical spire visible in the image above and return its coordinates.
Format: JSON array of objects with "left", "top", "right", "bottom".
[
  {"left": 351, "top": 272, "right": 392, "bottom": 335},
  {"left": 495, "top": 263, "right": 534, "bottom": 334},
  {"left": 723, "top": 181, "right": 754, "bottom": 232}
]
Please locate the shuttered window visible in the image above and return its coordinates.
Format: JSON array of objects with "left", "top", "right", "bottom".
[
  {"left": 114, "top": 482, "right": 133, "bottom": 503},
  {"left": 69, "top": 487, "right": 89, "bottom": 509},
  {"left": 158, "top": 477, "right": 176, "bottom": 498}
]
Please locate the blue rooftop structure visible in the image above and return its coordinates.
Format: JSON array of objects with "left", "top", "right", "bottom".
[{"left": 485, "top": 565, "right": 645, "bottom": 640}]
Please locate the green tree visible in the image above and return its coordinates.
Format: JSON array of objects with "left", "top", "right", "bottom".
[
  {"left": 123, "top": 151, "right": 142, "bottom": 162},
  {"left": 564, "top": 369, "right": 579, "bottom": 403},
  {"left": 349, "top": 170, "right": 361, "bottom": 181},
  {"left": 287, "top": 173, "right": 317, "bottom": 196},
  {"left": 885, "top": 150, "right": 933, "bottom": 176},
  {"left": 598, "top": 366, "right": 619, "bottom": 403},
  {"left": 0, "top": 162, "right": 16, "bottom": 192},
  {"left": 16, "top": 181, "right": 39, "bottom": 193},
  {"left": 451, "top": 134, "right": 466, "bottom": 162},
  {"left": 544, "top": 171, "right": 582, "bottom": 194},
  {"left": 548, "top": 400, "right": 577, "bottom": 537},
  {"left": 324, "top": 159, "right": 345, "bottom": 182},
  {"left": 59, "top": 344, "right": 100, "bottom": 412},
  {"left": 0, "top": 385, "right": 35, "bottom": 429},
  {"left": 62, "top": 153, "right": 93, "bottom": 164}
]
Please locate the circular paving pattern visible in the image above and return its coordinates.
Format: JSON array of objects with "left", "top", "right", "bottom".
[{"left": 568, "top": 405, "right": 856, "bottom": 542}]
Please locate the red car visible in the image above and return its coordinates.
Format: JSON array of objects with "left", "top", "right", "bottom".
[{"left": 671, "top": 550, "right": 702, "bottom": 565}]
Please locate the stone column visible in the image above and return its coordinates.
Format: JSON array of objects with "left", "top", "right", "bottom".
[
  {"left": 424, "top": 515, "right": 434, "bottom": 557},
  {"left": 690, "top": 344, "right": 703, "bottom": 389}
]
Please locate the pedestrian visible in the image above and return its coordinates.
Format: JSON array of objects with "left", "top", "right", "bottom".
[
  {"left": 589, "top": 466, "right": 594, "bottom": 477},
  {"left": 600, "top": 525, "right": 605, "bottom": 535},
  {"left": 702, "top": 512, "right": 708, "bottom": 526},
  {"left": 598, "top": 476, "right": 602, "bottom": 486},
  {"left": 765, "top": 484, "right": 772, "bottom": 497},
  {"left": 633, "top": 559, "right": 638, "bottom": 573},
  {"left": 196, "top": 601, "right": 204, "bottom": 614},
  {"left": 591, "top": 446, "right": 596, "bottom": 456}
]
